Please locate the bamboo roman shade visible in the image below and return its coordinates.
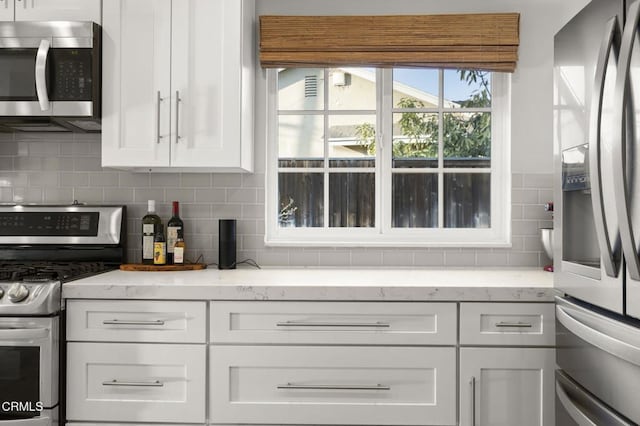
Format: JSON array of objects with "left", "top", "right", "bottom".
[{"left": 259, "top": 13, "right": 520, "bottom": 72}]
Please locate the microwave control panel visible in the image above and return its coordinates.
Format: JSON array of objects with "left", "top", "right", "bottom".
[{"left": 50, "top": 49, "right": 93, "bottom": 101}]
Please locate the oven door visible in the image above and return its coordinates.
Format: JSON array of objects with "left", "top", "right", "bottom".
[{"left": 0, "top": 317, "right": 57, "bottom": 421}]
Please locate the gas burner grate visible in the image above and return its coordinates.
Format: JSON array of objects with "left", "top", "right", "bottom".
[{"left": 0, "top": 261, "right": 112, "bottom": 282}]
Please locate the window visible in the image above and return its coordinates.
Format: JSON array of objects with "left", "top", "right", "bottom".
[{"left": 266, "top": 67, "right": 510, "bottom": 247}]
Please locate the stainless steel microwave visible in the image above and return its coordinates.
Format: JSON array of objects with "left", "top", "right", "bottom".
[{"left": 0, "top": 21, "right": 101, "bottom": 133}]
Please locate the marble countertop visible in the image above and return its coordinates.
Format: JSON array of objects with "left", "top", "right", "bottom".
[{"left": 62, "top": 268, "right": 555, "bottom": 302}]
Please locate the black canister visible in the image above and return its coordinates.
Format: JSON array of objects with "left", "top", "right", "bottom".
[{"left": 218, "top": 219, "right": 236, "bottom": 269}]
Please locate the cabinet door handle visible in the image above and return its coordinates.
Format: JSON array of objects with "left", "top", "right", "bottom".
[
  {"left": 470, "top": 376, "right": 476, "bottom": 426},
  {"left": 276, "top": 321, "right": 390, "bottom": 328},
  {"left": 156, "top": 91, "right": 164, "bottom": 144},
  {"left": 102, "top": 379, "right": 164, "bottom": 387},
  {"left": 277, "top": 383, "right": 390, "bottom": 391},
  {"left": 495, "top": 321, "right": 533, "bottom": 328},
  {"left": 175, "top": 90, "right": 181, "bottom": 143},
  {"left": 102, "top": 319, "right": 165, "bottom": 326}
]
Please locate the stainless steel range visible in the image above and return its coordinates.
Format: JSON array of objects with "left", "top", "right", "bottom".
[{"left": 0, "top": 204, "right": 125, "bottom": 425}]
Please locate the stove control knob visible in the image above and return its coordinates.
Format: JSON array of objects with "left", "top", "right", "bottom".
[
  {"left": 0, "top": 287, "right": 4, "bottom": 300},
  {"left": 8, "top": 284, "right": 29, "bottom": 303}
]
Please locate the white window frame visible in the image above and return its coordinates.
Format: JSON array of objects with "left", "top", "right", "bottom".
[{"left": 265, "top": 68, "right": 511, "bottom": 247}]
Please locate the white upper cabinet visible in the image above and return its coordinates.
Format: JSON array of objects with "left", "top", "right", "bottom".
[
  {"left": 101, "top": 0, "right": 255, "bottom": 172},
  {"left": 1, "top": 0, "right": 101, "bottom": 22}
]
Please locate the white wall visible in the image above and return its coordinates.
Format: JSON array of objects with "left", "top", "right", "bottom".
[{"left": 255, "top": 0, "right": 590, "bottom": 174}]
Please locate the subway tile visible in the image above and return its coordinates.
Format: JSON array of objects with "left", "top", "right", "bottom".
[
  {"left": 212, "top": 173, "right": 242, "bottom": 188},
  {"left": 242, "top": 173, "right": 266, "bottom": 188},
  {"left": 512, "top": 173, "right": 523, "bottom": 188},
  {"left": 523, "top": 204, "right": 553, "bottom": 220},
  {"left": 444, "top": 252, "right": 476, "bottom": 267},
  {"left": 89, "top": 172, "right": 120, "bottom": 187},
  {"left": 509, "top": 252, "right": 540, "bottom": 267},
  {"left": 290, "top": 250, "right": 320, "bottom": 266},
  {"left": 236, "top": 219, "right": 257, "bottom": 235},
  {"left": 14, "top": 157, "right": 42, "bottom": 170},
  {"left": 476, "top": 252, "right": 509, "bottom": 267},
  {"left": 181, "top": 204, "right": 211, "bottom": 219},
  {"left": 0, "top": 141, "right": 18, "bottom": 156},
  {"left": 104, "top": 188, "right": 135, "bottom": 203},
  {"left": 512, "top": 220, "right": 541, "bottom": 236},
  {"left": 181, "top": 173, "right": 211, "bottom": 187},
  {"left": 166, "top": 188, "right": 195, "bottom": 203},
  {"left": 193, "top": 219, "right": 217, "bottom": 235},
  {"left": 511, "top": 205, "right": 523, "bottom": 220},
  {"left": 382, "top": 250, "right": 414, "bottom": 267},
  {"left": 523, "top": 173, "right": 553, "bottom": 189},
  {"left": 538, "top": 189, "right": 554, "bottom": 205},
  {"left": 44, "top": 188, "right": 74, "bottom": 203},
  {"left": 255, "top": 248, "right": 290, "bottom": 267},
  {"left": 241, "top": 203, "right": 264, "bottom": 219},
  {"left": 133, "top": 188, "right": 165, "bottom": 203},
  {"left": 151, "top": 173, "right": 180, "bottom": 187},
  {"left": 0, "top": 188, "right": 12, "bottom": 202},
  {"left": 29, "top": 172, "right": 59, "bottom": 187},
  {"left": 12, "top": 187, "right": 43, "bottom": 203},
  {"left": 42, "top": 157, "right": 74, "bottom": 171},
  {"left": 0, "top": 172, "right": 28, "bottom": 187},
  {"left": 73, "top": 188, "right": 104, "bottom": 203},
  {"left": 242, "top": 235, "right": 265, "bottom": 250},
  {"left": 195, "top": 188, "right": 226, "bottom": 203},
  {"left": 318, "top": 250, "right": 352, "bottom": 267},
  {"left": 227, "top": 188, "right": 257, "bottom": 203},
  {"left": 61, "top": 172, "right": 89, "bottom": 187},
  {"left": 119, "top": 172, "right": 150, "bottom": 188},
  {"left": 512, "top": 189, "right": 538, "bottom": 204},
  {"left": 351, "top": 250, "right": 384, "bottom": 267},
  {"left": 27, "top": 142, "right": 60, "bottom": 157},
  {"left": 414, "top": 251, "right": 445, "bottom": 266},
  {"left": 212, "top": 203, "right": 243, "bottom": 218},
  {"left": 60, "top": 141, "right": 101, "bottom": 156},
  {"left": 524, "top": 235, "right": 544, "bottom": 252},
  {"left": 74, "top": 157, "right": 103, "bottom": 171},
  {"left": 0, "top": 157, "right": 13, "bottom": 170}
]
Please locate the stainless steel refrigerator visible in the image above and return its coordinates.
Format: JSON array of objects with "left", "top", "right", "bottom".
[{"left": 554, "top": 0, "right": 640, "bottom": 423}]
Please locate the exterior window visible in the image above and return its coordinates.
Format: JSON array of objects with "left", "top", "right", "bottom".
[{"left": 266, "top": 67, "right": 510, "bottom": 246}]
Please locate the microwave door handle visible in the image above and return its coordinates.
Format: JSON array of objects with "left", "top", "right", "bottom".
[
  {"left": 35, "top": 39, "right": 51, "bottom": 111},
  {"left": 613, "top": 1, "right": 640, "bottom": 280},
  {"left": 590, "top": 16, "right": 621, "bottom": 278}
]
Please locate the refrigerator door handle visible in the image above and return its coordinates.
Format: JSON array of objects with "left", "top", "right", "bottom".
[
  {"left": 589, "top": 16, "right": 621, "bottom": 278},
  {"left": 556, "top": 371, "right": 633, "bottom": 426},
  {"left": 613, "top": 0, "right": 640, "bottom": 280},
  {"left": 556, "top": 300, "right": 640, "bottom": 366}
]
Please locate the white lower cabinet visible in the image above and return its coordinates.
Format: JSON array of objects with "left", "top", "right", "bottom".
[
  {"left": 67, "top": 342, "right": 206, "bottom": 423},
  {"left": 459, "top": 347, "right": 555, "bottom": 426},
  {"left": 210, "top": 345, "right": 457, "bottom": 425}
]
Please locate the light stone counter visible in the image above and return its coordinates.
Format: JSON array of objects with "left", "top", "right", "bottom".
[{"left": 62, "top": 268, "right": 555, "bottom": 302}]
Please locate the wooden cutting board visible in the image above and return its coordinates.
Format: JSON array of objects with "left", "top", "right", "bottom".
[{"left": 120, "top": 263, "right": 207, "bottom": 271}]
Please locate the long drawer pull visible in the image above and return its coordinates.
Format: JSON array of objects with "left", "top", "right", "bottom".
[
  {"left": 277, "top": 383, "right": 390, "bottom": 391},
  {"left": 102, "top": 319, "right": 165, "bottom": 326},
  {"left": 495, "top": 321, "right": 533, "bottom": 328},
  {"left": 102, "top": 379, "right": 164, "bottom": 387},
  {"left": 276, "top": 321, "right": 390, "bottom": 328}
]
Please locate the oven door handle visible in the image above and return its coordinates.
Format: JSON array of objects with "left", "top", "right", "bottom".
[
  {"left": 35, "top": 39, "right": 51, "bottom": 112},
  {"left": 0, "top": 327, "right": 49, "bottom": 341}
]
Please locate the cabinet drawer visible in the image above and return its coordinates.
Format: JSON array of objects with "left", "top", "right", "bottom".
[
  {"left": 210, "top": 301, "right": 456, "bottom": 345},
  {"left": 67, "top": 342, "right": 206, "bottom": 423},
  {"left": 66, "top": 300, "right": 206, "bottom": 343},
  {"left": 460, "top": 302, "right": 555, "bottom": 346},
  {"left": 210, "top": 345, "right": 456, "bottom": 425}
]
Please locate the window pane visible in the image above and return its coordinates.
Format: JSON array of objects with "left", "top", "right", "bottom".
[
  {"left": 278, "top": 173, "right": 324, "bottom": 227},
  {"left": 392, "top": 112, "right": 438, "bottom": 168},
  {"left": 392, "top": 69, "right": 439, "bottom": 108},
  {"left": 444, "top": 173, "right": 490, "bottom": 228},
  {"left": 443, "top": 112, "right": 491, "bottom": 168},
  {"left": 444, "top": 70, "right": 491, "bottom": 108},
  {"left": 328, "top": 68, "right": 376, "bottom": 110},
  {"left": 278, "top": 68, "right": 324, "bottom": 110},
  {"left": 392, "top": 173, "right": 438, "bottom": 228},
  {"left": 329, "top": 114, "right": 375, "bottom": 167},
  {"left": 329, "top": 173, "right": 375, "bottom": 227},
  {"left": 278, "top": 115, "right": 324, "bottom": 168}
]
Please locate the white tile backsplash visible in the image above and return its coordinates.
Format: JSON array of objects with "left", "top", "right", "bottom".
[{"left": 0, "top": 134, "right": 554, "bottom": 267}]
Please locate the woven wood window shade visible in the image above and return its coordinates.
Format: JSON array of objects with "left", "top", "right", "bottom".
[{"left": 259, "top": 13, "right": 520, "bottom": 72}]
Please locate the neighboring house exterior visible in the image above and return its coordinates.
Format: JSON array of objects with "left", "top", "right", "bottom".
[{"left": 277, "top": 67, "right": 457, "bottom": 158}]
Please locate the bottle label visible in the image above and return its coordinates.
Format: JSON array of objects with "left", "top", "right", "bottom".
[
  {"left": 142, "top": 235, "right": 154, "bottom": 260},
  {"left": 167, "top": 226, "right": 181, "bottom": 253},
  {"left": 154, "top": 242, "right": 166, "bottom": 265},
  {"left": 143, "top": 224, "right": 155, "bottom": 235},
  {"left": 174, "top": 246, "right": 184, "bottom": 264}
]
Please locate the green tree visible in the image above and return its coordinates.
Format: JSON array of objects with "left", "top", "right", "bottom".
[{"left": 356, "top": 70, "right": 491, "bottom": 159}]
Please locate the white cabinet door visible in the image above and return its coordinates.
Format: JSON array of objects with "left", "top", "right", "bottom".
[
  {"left": 459, "top": 348, "right": 555, "bottom": 426},
  {"left": 0, "top": 0, "right": 14, "bottom": 21},
  {"left": 211, "top": 345, "right": 457, "bottom": 425},
  {"left": 15, "top": 0, "right": 101, "bottom": 23},
  {"left": 101, "top": 0, "right": 171, "bottom": 168},
  {"left": 170, "top": 0, "right": 253, "bottom": 171}
]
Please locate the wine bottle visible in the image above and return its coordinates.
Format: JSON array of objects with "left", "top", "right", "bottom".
[
  {"left": 173, "top": 229, "right": 186, "bottom": 265},
  {"left": 167, "top": 201, "right": 184, "bottom": 264},
  {"left": 142, "top": 200, "right": 161, "bottom": 264},
  {"left": 153, "top": 226, "right": 167, "bottom": 265}
]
